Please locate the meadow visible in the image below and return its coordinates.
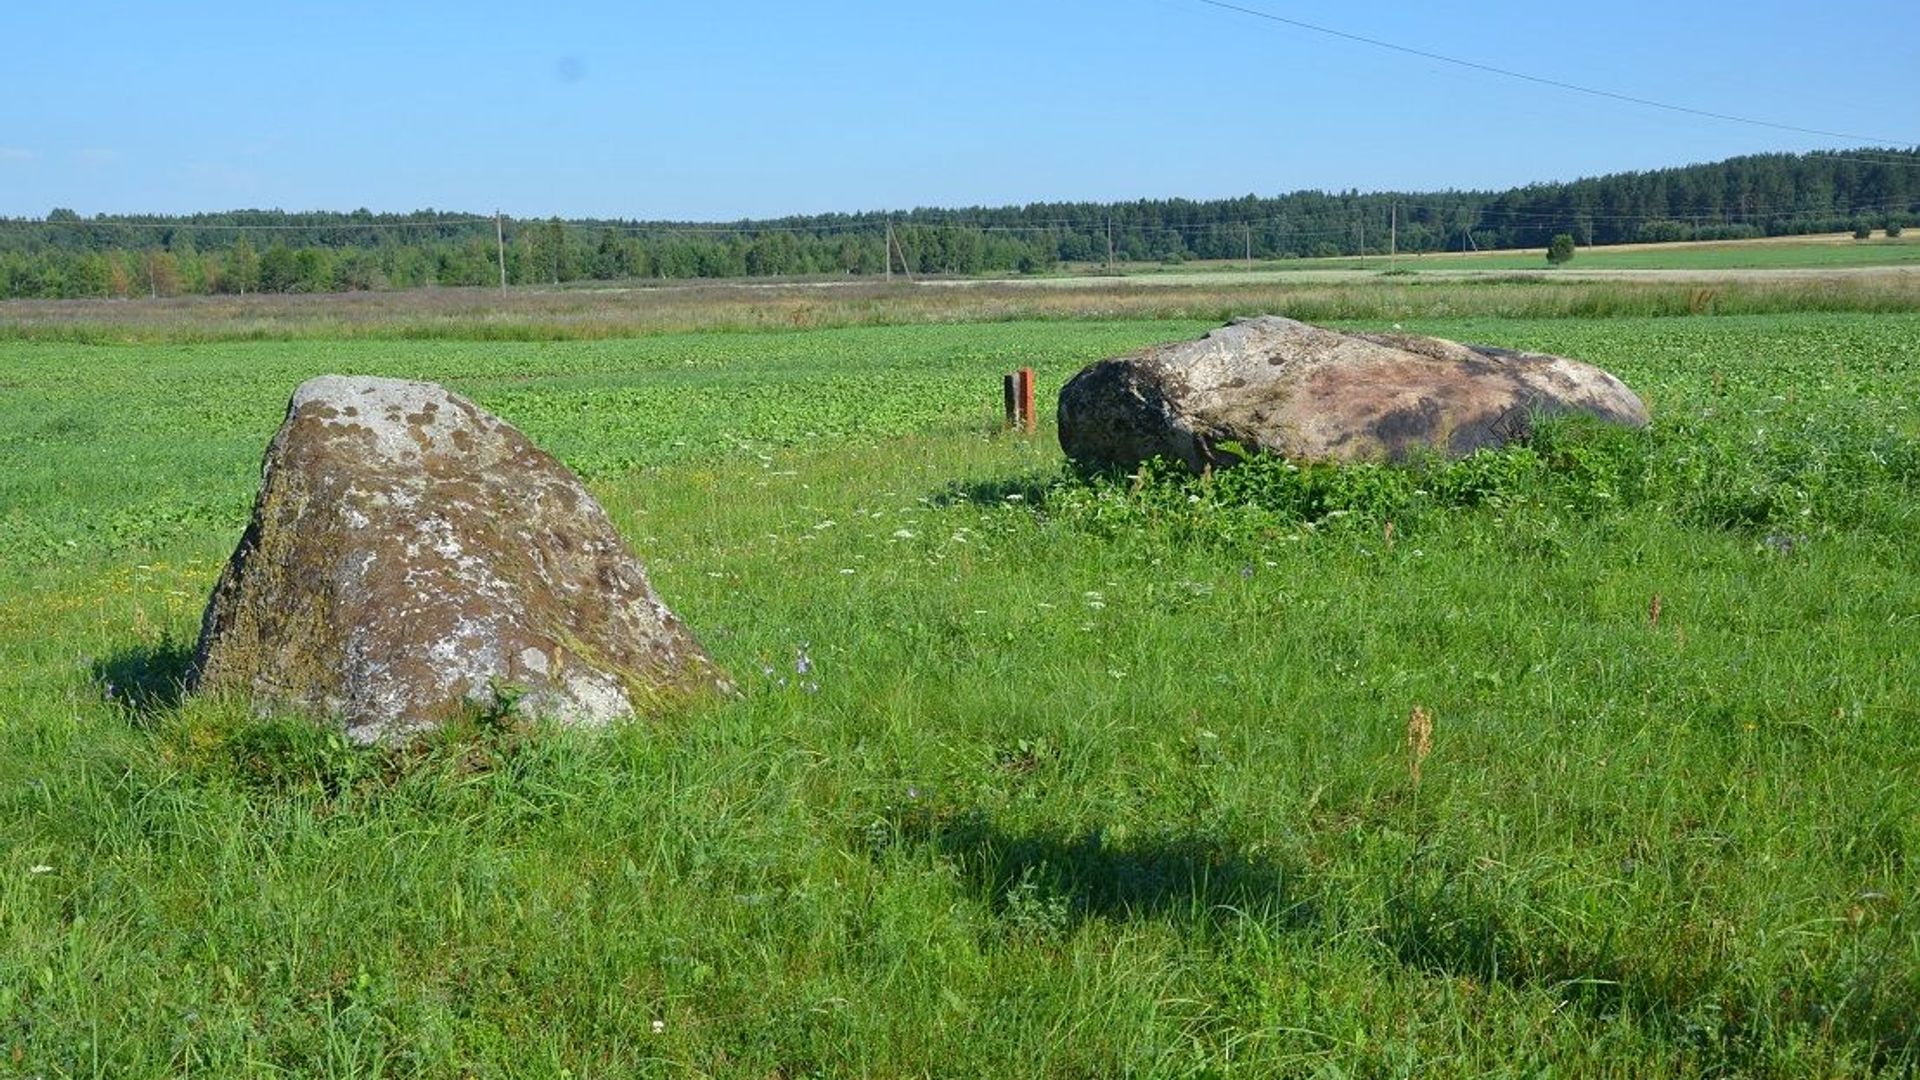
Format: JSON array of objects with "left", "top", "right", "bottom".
[
  {"left": 2, "top": 298, "right": 1918, "bottom": 1075},
  {"left": 5, "top": 266, "right": 1920, "bottom": 347}
]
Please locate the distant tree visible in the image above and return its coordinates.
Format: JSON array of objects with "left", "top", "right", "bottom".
[
  {"left": 146, "top": 251, "right": 182, "bottom": 297},
  {"left": 3, "top": 146, "right": 1915, "bottom": 300},
  {"left": 69, "top": 254, "right": 110, "bottom": 297},
  {"left": 258, "top": 243, "right": 299, "bottom": 292},
  {"left": 197, "top": 254, "right": 223, "bottom": 295},
  {"left": 1015, "top": 238, "right": 1057, "bottom": 274},
  {"left": 1853, "top": 223, "right": 1873, "bottom": 240},
  {"left": 333, "top": 249, "right": 387, "bottom": 290},
  {"left": 106, "top": 256, "right": 132, "bottom": 299},
  {"left": 1547, "top": 233, "right": 1576, "bottom": 265},
  {"left": 292, "top": 247, "right": 334, "bottom": 292},
  {"left": 390, "top": 246, "right": 434, "bottom": 288},
  {"left": 546, "top": 217, "right": 566, "bottom": 284},
  {"left": 224, "top": 236, "right": 260, "bottom": 294},
  {"left": 439, "top": 239, "right": 496, "bottom": 286},
  {"left": 834, "top": 238, "right": 866, "bottom": 274},
  {"left": 1888, "top": 221, "right": 1905, "bottom": 238}
]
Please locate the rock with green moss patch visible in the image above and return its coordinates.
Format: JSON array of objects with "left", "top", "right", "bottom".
[
  {"left": 1058, "top": 315, "right": 1648, "bottom": 472},
  {"left": 190, "top": 375, "right": 730, "bottom": 744}
]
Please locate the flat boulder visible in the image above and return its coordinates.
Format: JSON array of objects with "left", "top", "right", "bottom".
[
  {"left": 1058, "top": 315, "right": 1648, "bottom": 472},
  {"left": 190, "top": 375, "right": 729, "bottom": 744}
]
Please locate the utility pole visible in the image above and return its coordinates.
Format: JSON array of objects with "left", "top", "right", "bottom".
[
  {"left": 147, "top": 251, "right": 156, "bottom": 299},
  {"left": 1359, "top": 215, "right": 1366, "bottom": 269},
  {"left": 883, "top": 222, "right": 912, "bottom": 283},
  {"left": 1244, "top": 223, "right": 1252, "bottom": 269},
  {"left": 1390, "top": 202, "right": 1397, "bottom": 270},
  {"left": 495, "top": 212, "right": 507, "bottom": 293},
  {"left": 1106, "top": 213, "right": 1114, "bottom": 273}
]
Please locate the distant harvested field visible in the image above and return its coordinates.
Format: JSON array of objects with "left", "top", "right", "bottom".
[
  {"left": 4, "top": 266, "right": 1918, "bottom": 343},
  {"left": 1073, "top": 232, "right": 1920, "bottom": 276},
  {"left": 1011, "top": 264, "right": 1920, "bottom": 286}
]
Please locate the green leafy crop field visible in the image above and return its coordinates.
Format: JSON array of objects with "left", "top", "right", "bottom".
[{"left": 2, "top": 313, "right": 1917, "bottom": 1076}]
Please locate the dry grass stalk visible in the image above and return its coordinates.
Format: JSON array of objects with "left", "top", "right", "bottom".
[
  {"left": 1649, "top": 593, "right": 1663, "bottom": 630},
  {"left": 1407, "top": 705, "right": 1434, "bottom": 786}
]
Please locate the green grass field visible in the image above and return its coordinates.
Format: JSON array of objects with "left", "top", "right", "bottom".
[{"left": 3, "top": 308, "right": 1918, "bottom": 1075}]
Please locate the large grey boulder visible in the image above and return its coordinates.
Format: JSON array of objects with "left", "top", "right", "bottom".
[
  {"left": 190, "top": 375, "right": 729, "bottom": 745},
  {"left": 1058, "top": 316, "right": 1648, "bottom": 472}
]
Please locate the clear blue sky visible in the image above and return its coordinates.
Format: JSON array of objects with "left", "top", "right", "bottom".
[{"left": 3, "top": 1, "right": 1915, "bottom": 220}]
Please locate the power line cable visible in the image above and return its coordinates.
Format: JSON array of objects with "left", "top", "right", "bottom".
[
  {"left": 9, "top": 215, "right": 497, "bottom": 231},
  {"left": 1791, "top": 150, "right": 1920, "bottom": 171},
  {"left": 1187, "top": 0, "right": 1917, "bottom": 148},
  {"left": 1393, "top": 195, "right": 1916, "bottom": 223}
]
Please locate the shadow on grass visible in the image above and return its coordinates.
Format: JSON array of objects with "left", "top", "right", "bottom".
[
  {"left": 890, "top": 805, "right": 1918, "bottom": 1069},
  {"left": 888, "top": 806, "right": 1316, "bottom": 933},
  {"left": 927, "top": 471, "right": 1063, "bottom": 511},
  {"left": 1378, "top": 868, "right": 1631, "bottom": 1012},
  {"left": 90, "top": 635, "right": 194, "bottom": 723}
]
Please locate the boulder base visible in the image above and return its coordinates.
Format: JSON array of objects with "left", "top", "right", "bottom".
[
  {"left": 190, "top": 375, "right": 728, "bottom": 744},
  {"left": 1057, "top": 316, "right": 1648, "bottom": 472}
]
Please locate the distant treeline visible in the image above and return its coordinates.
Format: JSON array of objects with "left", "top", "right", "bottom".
[{"left": 2, "top": 148, "right": 1916, "bottom": 299}]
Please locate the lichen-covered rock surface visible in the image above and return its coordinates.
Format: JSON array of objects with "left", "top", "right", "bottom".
[
  {"left": 1057, "top": 315, "right": 1649, "bottom": 472},
  {"left": 190, "top": 375, "right": 729, "bottom": 744}
]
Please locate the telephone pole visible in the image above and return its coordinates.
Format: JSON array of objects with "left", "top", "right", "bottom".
[
  {"left": 495, "top": 212, "right": 507, "bottom": 293},
  {"left": 1244, "top": 223, "right": 1252, "bottom": 269},
  {"left": 1106, "top": 213, "right": 1114, "bottom": 273},
  {"left": 1389, "top": 202, "right": 1397, "bottom": 270},
  {"left": 883, "top": 222, "right": 912, "bottom": 283}
]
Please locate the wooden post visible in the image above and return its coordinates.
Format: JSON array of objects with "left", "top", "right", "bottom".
[{"left": 1003, "top": 368, "right": 1037, "bottom": 433}]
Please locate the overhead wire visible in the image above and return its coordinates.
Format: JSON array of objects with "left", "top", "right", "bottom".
[
  {"left": 1186, "top": 0, "right": 1917, "bottom": 150},
  {"left": 7, "top": 215, "right": 497, "bottom": 231}
]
